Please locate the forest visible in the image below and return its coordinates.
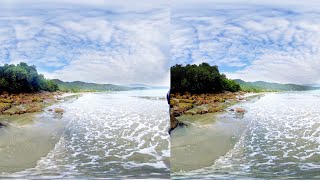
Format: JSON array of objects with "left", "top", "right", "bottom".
[
  {"left": 171, "top": 63, "right": 240, "bottom": 94},
  {"left": 0, "top": 62, "right": 59, "bottom": 93}
]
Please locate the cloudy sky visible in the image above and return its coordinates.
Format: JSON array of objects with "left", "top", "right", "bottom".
[
  {"left": 2, "top": 0, "right": 320, "bottom": 86},
  {"left": 0, "top": 0, "right": 169, "bottom": 86},
  {"left": 172, "top": 0, "right": 320, "bottom": 85}
]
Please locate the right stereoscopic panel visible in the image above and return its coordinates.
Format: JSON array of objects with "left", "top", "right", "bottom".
[{"left": 170, "top": 0, "right": 320, "bottom": 179}]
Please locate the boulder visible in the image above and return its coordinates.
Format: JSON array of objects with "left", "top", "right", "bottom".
[
  {"left": 235, "top": 108, "right": 246, "bottom": 113},
  {"left": 0, "top": 122, "right": 6, "bottom": 128},
  {"left": 54, "top": 108, "right": 64, "bottom": 114}
]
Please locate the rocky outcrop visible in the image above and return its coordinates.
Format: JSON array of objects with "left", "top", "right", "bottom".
[
  {"left": 169, "top": 91, "right": 248, "bottom": 133},
  {"left": 0, "top": 91, "right": 64, "bottom": 115}
]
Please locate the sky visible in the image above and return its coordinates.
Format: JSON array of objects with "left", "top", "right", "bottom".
[
  {"left": 0, "top": 0, "right": 170, "bottom": 86},
  {"left": 171, "top": 0, "right": 320, "bottom": 85},
  {"left": 1, "top": 1, "right": 320, "bottom": 86}
]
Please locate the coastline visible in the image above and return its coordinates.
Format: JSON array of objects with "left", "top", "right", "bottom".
[
  {"left": 169, "top": 91, "right": 263, "bottom": 132},
  {"left": 170, "top": 91, "right": 265, "bottom": 172},
  {"left": 0, "top": 91, "right": 81, "bottom": 126}
]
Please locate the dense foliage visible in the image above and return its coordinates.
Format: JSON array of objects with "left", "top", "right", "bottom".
[
  {"left": 234, "top": 79, "right": 319, "bottom": 92},
  {"left": 171, "top": 63, "right": 240, "bottom": 94},
  {"left": 0, "top": 62, "right": 59, "bottom": 93}
]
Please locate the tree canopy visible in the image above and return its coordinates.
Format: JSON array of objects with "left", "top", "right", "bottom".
[
  {"left": 0, "top": 62, "right": 59, "bottom": 93},
  {"left": 171, "top": 63, "right": 240, "bottom": 94}
]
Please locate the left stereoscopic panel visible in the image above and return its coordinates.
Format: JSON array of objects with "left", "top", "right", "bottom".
[{"left": 0, "top": 1, "right": 170, "bottom": 179}]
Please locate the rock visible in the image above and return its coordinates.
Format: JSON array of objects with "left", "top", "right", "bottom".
[
  {"left": 208, "top": 107, "right": 221, "bottom": 113},
  {"left": 0, "top": 122, "right": 6, "bottom": 128},
  {"left": 48, "top": 108, "right": 53, "bottom": 112},
  {"left": 54, "top": 108, "right": 64, "bottom": 114},
  {"left": 177, "top": 103, "right": 193, "bottom": 112},
  {"left": 31, "top": 97, "right": 43, "bottom": 102},
  {"left": 198, "top": 110, "right": 208, "bottom": 114},
  {"left": 229, "top": 108, "right": 234, "bottom": 111},
  {"left": 235, "top": 108, "right": 246, "bottom": 113},
  {"left": 26, "top": 106, "right": 42, "bottom": 113},
  {"left": 178, "top": 99, "right": 195, "bottom": 104},
  {"left": 170, "top": 99, "right": 179, "bottom": 107},
  {"left": 0, "top": 98, "right": 13, "bottom": 103},
  {"left": 238, "top": 97, "right": 245, "bottom": 101},
  {"left": 171, "top": 111, "right": 181, "bottom": 117},
  {"left": 0, "top": 103, "right": 12, "bottom": 113},
  {"left": 169, "top": 114, "right": 186, "bottom": 134}
]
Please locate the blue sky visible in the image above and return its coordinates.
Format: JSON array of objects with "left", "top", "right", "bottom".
[
  {"left": 2, "top": 0, "right": 320, "bottom": 86},
  {"left": 0, "top": 0, "right": 170, "bottom": 86},
  {"left": 172, "top": 0, "right": 320, "bottom": 85}
]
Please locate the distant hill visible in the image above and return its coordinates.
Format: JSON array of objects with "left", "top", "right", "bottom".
[
  {"left": 234, "top": 79, "right": 319, "bottom": 92},
  {"left": 52, "top": 79, "right": 146, "bottom": 92},
  {"left": 128, "top": 84, "right": 169, "bottom": 89}
]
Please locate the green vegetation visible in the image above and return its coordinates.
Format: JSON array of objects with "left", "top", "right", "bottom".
[
  {"left": 52, "top": 79, "right": 145, "bottom": 93},
  {"left": 0, "top": 62, "right": 59, "bottom": 93},
  {"left": 171, "top": 63, "right": 240, "bottom": 94},
  {"left": 235, "top": 79, "right": 319, "bottom": 92}
]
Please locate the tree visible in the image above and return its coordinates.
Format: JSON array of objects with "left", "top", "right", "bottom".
[
  {"left": 0, "top": 62, "right": 59, "bottom": 93},
  {"left": 171, "top": 63, "right": 240, "bottom": 94}
]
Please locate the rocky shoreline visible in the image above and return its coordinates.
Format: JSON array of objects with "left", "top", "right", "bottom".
[
  {"left": 169, "top": 91, "right": 250, "bottom": 133},
  {"left": 0, "top": 91, "right": 68, "bottom": 116}
]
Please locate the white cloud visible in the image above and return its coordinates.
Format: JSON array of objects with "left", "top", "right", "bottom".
[
  {"left": 171, "top": 4, "right": 320, "bottom": 84},
  {"left": 0, "top": 4, "right": 170, "bottom": 86}
]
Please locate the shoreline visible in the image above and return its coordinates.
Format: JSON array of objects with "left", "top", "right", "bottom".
[
  {"left": 0, "top": 91, "right": 80, "bottom": 121},
  {"left": 169, "top": 91, "right": 263, "bottom": 133},
  {"left": 170, "top": 91, "right": 265, "bottom": 172}
]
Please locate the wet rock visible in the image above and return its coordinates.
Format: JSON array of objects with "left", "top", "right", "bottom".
[
  {"left": 171, "top": 111, "right": 181, "bottom": 117},
  {"left": 48, "top": 108, "right": 53, "bottom": 112},
  {"left": 229, "top": 108, "right": 234, "bottom": 112},
  {"left": 54, "top": 108, "right": 64, "bottom": 114},
  {"left": 177, "top": 103, "right": 193, "bottom": 112},
  {"left": 169, "top": 114, "right": 186, "bottom": 134},
  {"left": 170, "top": 99, "right": 179, "bottom": 107},
  {"left": 26, "top": 106, "right": 42, "bottom": 113},
  {"left": 0, "top": 103, "right": 12, "bottom": 113},
  {"left": 0, "top": 122, "right": 6, "bottom": 128},
  {"left": 208, "top": 107, "right": 221, "bottom": 113},
  {"left": 235, "top": 108, "right": 246, "bottom": 113}
]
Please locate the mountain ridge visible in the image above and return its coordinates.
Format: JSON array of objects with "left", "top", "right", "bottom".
[{"left": 234, "top": 79, "right": 319, "bottom": 92}]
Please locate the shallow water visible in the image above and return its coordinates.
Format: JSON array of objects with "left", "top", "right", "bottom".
[
  {"left": 172, "top": 91, "right": 320, "bottom": 179},
  {"left": 0, "top": 89, "right": 170, "bottom": 179}
]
